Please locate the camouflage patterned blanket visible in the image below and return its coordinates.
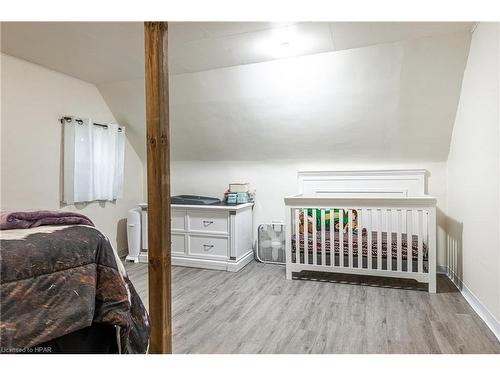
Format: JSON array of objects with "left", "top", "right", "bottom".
[{"left": 0, "top": 225, "right": 150, "bottom": 353}]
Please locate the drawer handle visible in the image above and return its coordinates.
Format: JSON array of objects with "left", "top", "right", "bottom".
[
  {"left": 202, "top": 220, "right": 214, "bottom": 226},
  {"left": 203, "top": 244, "right": 214, "bottom": 251}
]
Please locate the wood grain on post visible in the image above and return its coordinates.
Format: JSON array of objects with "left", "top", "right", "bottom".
[{"left": 144, "top": 21, "right": 171, "bottom": 354}]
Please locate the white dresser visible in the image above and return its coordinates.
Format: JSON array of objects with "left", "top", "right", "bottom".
[{"left": 139, "top": 203, "right": 254, "bottom": 272}]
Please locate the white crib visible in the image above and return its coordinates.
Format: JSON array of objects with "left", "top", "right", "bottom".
[{"left": 284, "top": 170, "right": 437, "bottom": 293}]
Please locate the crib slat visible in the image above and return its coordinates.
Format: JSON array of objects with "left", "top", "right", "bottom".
[
  {"left": 446, "top": 234, "right": 451, "bottom": 276},
  {"left": 348, "top": 209, "right": 353, "bottom": 268},
  {"left": 339, "top": 209, "right": 344, "bottom": 267},
  {"left": 295, "top": 209, "right": 300, "bottom": 264},
  {"left": 357, "top": 209, "right": 363, "bottom": 269},
  {"left": 387, "top": 209, "right": 392, "bottom": 271},
  {"left": 455, "top": 235, "right": 458, "bottom": 278},
  {"left": 330, "top": 209, "right": 335, "bottom": 267},
  {"left": 377, "top": 209, "right": 382, "bottom": 270},
  {"left": 367, "top": 209, "right": 372, "bottom": 270},
  {"left": 418, "top": 210, "right": 423, "bottom": 273},
  {"left": 321, "top": 209, "right": 326, "bottom": 266},
  {"left": 303, "top": 209, "right": 308, "bottom": 265},
  {"left": 453, "top": 231, "right": 456, "bottom": 278},
  {"left": 407, "top": 209, "right": 413, "bottom": 273},
  {"left": 449, "top": 230, "right": 453, "bottom": 278},
  {"left": 452, "top": 235, "right": 455, "bottom": 278},
  {"left": 397, "top": 210, "right": 402, "bottom": 271},
  {"left": 312, "top": 209, "right": 317, "bottom": 266}
]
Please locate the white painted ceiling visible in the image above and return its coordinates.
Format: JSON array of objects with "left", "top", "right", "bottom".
[
  {"left": 1, "top": 22, "right": 473, "bottom": 164},
  {"left": 1, "top": 22, "right": 473, "bottom": 82},
  {"left": 99, "top": 31, "right": 471, "bottom": 163},
  {"left": 1, "top": 22, "right": 145, "bottom": 83},
  {"left": 169, "top": 22, "right": 473, "bottom": 74},
  {"left": 167, "top": 32, "right": 470, "bottom": 162}
]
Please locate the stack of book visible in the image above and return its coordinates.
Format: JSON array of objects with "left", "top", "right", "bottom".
[
  {"left": 229, "top": 183, "right": 250, "bottom": 193},
  {"left": 226, "top": 183, "right": 251, "bottom": 205}
]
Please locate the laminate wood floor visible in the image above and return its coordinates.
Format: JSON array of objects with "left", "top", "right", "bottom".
[{"left": 124, "top": 261, "right": 500, "bottom": 354}]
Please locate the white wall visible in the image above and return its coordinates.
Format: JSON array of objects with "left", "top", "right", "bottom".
[
  {"left": 97, "top": 78, "right": 147, "bottom": 198},
  {"left": 0, "top": 54, "right": 144, "bottom": 253},
  {"left": 98, "top": 79, "right": 146, "bottom": 165},
  {"left": 172, "top": 159, "right": 449, "bottom": 265},
  {"left": 446, "top": 23, "right": 500, "bottom": 322}
]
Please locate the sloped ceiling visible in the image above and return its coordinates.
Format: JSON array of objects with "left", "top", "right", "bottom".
[
  {"left": 1, "top": 22, "right": 472, "bottom": 163},
  {"left": 168, "top": 22, "right": 473, "bottom": 74},
  {"left": 1, "top": 22, "right": 145, "bottom": 83},
  {"left": 1, "top": 22, "right": 472, "bottom": 79},
  {"left": 168, "top": 32, "right": 470, "bottom": 162},
  {"left": 99, "top": 31, "right": 471, "bottom": 163}
]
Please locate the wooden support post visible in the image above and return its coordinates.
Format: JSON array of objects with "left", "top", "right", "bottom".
[{"left": 144, "top": 21, "right": 171, "bottom": 354}]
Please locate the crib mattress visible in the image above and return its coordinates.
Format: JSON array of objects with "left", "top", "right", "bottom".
[{"left": 292, "top": 231, "right": 427, "bottom": 260}]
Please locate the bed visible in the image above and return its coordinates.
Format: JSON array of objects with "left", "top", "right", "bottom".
[
  {"left": 0, "top": 211, "right": 150, "bottom": 353},
  {"left": 284, "top": 170, "right": 437, "bottom": 292}
]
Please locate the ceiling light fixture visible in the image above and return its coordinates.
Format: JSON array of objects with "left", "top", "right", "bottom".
[{"left": 258, "top": 26, "right": 307, "bottom": 59}]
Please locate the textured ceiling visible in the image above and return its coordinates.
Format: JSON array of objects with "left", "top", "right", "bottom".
[
  {"left": 1, "top": 22, "right": 145, "bottom": 84},
  {"left": 99, "top": 31, "right": 471, "bottom": 163},
  {"left": 1, "top": 22, "right": 472, "bottom": 164},
  {"left": 168, "top": 32, "right": 470, "bottom": 162},
  {"left": 1, "top": 22, "right": 473, "bottom": 81},
  {"left": 169, "top": 22, "right": 473, "bottom": 74}
]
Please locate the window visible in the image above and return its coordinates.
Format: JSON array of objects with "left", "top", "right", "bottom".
[{"left": 63, "top": 117, "right": 125, "bottom": 204}]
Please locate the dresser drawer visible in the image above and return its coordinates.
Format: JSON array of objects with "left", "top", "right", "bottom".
[
  {"left": 188, "top": 210, "right": 228, "bottom": 234},
  {"left": 188, "top": 235, "right": 228, "bottom": 259},
  {"left": 171, "top": 233, "right": 186, "bottom": 255},
  {"left": 172, "top": 209, "right": 186, "bottom": 231}
]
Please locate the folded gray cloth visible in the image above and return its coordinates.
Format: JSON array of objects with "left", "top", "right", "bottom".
[{"left": 0, "top": 210, "right": 94, "bottom": 230}]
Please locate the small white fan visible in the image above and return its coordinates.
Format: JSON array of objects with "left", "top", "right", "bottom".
[{"left": 257, "top": 222, "right": 285, "bottom": 264}]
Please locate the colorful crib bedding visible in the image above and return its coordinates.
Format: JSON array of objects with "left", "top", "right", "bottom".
[{"left": 292, "top": 230, "right": 427, "bottom": 260}]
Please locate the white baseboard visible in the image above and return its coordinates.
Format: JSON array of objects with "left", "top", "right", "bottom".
[
  {"left": 125, "top": 255, "right": 140, "bottom": 263},
  {"left": 436, "top": 265, "right": 447, "bottom": 274},
  {"left": 139, "top": 251, "right": 148, "bottom": 263},
  {"left": 137, "top": 250, "right": 254, "bottom": 272},
  {"left": 173, "top": 256, "right": 228, "bottom": 271},
  {"left": 441, "top": 265, "right": 500, "bottom": 342},
  {"left": 227, "top": 250, "right": 254, "bottom": 272}
]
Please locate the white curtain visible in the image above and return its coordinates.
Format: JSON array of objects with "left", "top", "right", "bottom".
[{"left": 63, "top": 118, "right": 125, "bottom": 204}]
